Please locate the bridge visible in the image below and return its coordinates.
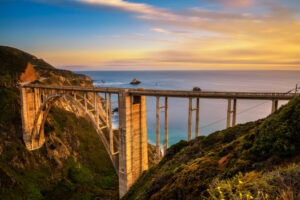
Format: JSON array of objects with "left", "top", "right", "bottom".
[{"left": 20, "top": 84, "right": 299, "bottom": 197}]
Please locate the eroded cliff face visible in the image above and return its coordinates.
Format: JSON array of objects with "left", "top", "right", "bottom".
[
  {"left": 20, "top": 62, "right": 39, "bottom": 83},
  {"left": 0, "top": 46, "right": 118, "bottom": 199}
]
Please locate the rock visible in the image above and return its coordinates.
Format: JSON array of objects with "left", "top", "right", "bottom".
[
  {"left": 130, "top": 78, "right": 141, "bottom": 85},
  {"left": 193, "top": 87, "right": 202, "bottom": 91},
  {"left": 113, "top": 107, "right": 118, "bottom": 113}
]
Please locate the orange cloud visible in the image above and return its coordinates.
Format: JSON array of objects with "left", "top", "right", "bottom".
[{"left": 221, "top": 0, "right": 254, "bottom": 7}]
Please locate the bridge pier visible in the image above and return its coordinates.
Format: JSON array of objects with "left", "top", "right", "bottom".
[
  {"left": 227, "top": 98, "right": 237, "bottom": 128},
  {"left": 156, "top": 96, "right": 160, "bottom": 162},
  {"left": 155, "top": 96, "right": 169, "bottom": 159},
  {"left": 271, "top": 99, "right": 279, "bottom": 113},
  {"left": 188, "top": 97, "right": 193, "bottom": 140},
  {"left": 118, "top": 90, "right": 148, "bottom": 198},
  {"left": 164, "top": 97, "right": 169, "bottom": 153},
  {"left": 188, "top": 98, "right": 201, "bottom": 141},
  {"left": 21, "top": 87, "right": 46, "bottom": 150}
]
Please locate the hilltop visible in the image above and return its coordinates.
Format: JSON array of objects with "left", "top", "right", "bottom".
[
  {"left": 123, "top": 95, "right": 300, "bottom": 199},
  {"left": 0, "top": 46, "right": 118, "bottom": 199}
]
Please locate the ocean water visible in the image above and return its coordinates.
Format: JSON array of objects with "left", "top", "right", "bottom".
[{"left": 77, "top": 70, "right": 300, "bottom": 146}]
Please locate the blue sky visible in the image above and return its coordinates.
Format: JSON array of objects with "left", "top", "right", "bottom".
[{"left": 1, "top": 0, "right": 300, "bottom": 70}]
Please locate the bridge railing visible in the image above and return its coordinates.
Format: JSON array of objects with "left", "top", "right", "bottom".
[{"left": 23, "top": 84, "right": 299, "bottom": 100}]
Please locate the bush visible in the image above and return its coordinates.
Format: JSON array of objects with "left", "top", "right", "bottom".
[{"left": 207, "top": 164, "right": 300, "bottom": 200}]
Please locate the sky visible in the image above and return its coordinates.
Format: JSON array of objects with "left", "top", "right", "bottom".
[{"left": 1, "top": 0, "right": 300, "bottom": 70}]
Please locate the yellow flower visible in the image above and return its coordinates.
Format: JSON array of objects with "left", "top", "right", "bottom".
[{"left": 265, "top": 193, "right": 269, "bottom": 199}]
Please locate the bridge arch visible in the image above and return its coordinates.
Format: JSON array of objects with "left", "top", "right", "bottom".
[
  {"left": 20, "top": 88, "right": 118, "bottom": 170},
  {"left": 32, "top": 93, "right": 116, "bottom": 167}
]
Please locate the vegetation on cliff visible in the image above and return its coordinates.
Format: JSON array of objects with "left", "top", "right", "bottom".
[
  {"left": 0, "top": 46, "right": 118, "bottom": 199},
  {"left": 123, "top": 96, "right": 300, "bottom": 200}
]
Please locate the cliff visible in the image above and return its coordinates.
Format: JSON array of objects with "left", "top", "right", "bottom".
[
  {"left": 0, "top": 46, "right": 118, "bottom": 199},
  {"left": 123, "top": 96, "right": 300, "bottom": 199}
]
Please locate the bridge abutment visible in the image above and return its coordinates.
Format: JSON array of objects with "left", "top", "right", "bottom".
[
  {"left": 118, "top": 90, "right": 148, "bottom": 198},
  {"left": 21, "top": 87, "right": 45, "bottom": 150}
]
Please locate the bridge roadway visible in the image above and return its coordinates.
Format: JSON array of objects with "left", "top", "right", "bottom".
[{"left": 24, "top": 84, "right": 297, "bottom": 100}]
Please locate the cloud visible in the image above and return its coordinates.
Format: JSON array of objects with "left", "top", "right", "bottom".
[
  {"left": 203, "top": 0, "right": 254, "bottom": 7},
  {"left": 76, "top": 0, "right": 175, "bottom": 19},
  {"left": 151, "top": 28, "right": 170, "bottom": 34}
]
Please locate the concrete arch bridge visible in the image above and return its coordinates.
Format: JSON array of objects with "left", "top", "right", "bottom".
[{"left": 20, "top": 84, "right": 299, "bottom": 197}]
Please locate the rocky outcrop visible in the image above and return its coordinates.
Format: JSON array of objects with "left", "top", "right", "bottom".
[
  {"left": 20, "top": 62, "right": 39, "bottom": 83},
  {"left": 130, "top": 78, "right": 141, "bottom": 85},
  {"left": 192, "top": 87, "right": 201, "bottom": 91}
]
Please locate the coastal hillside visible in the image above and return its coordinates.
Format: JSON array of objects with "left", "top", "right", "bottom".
[
  {"left": 0, "top": 46, "right": 118, "bottom": 199},
  {"left": 123, "top": 96, "right": 300, "bottom": 199}
]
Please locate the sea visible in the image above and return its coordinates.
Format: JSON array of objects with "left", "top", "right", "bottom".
[{"left": 77, "top": 70, "right": 300, "bottom": 146}]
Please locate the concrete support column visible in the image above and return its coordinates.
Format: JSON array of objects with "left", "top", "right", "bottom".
[
  {"left": 94, "top": 92, "right": 99, "bottom": 127},
  {"left": 139, "top": 95, "right": 148, "bottom": 172},
  {"left": 107, "top": 93, "right": 114, "bottom": 154},
  {"left": 118, "top": 90, "right": 148, "bottom": 198},
  {"left": 188, "top": 97, "right": 193, "bottom": 141},
  {"left": 118, "top": 90, "right": 133, "bottom": 198},
  {"left": 232, "top": 98, "right": 237, "bottom": 127},
  {"left": 227, "top": 98, "right": 232, "bottom": 128},
  {"left": 164, "top": 97, "right": 169, "bottom": 153},
  {"left": 105, "top": 93, "right": 109, "bottom": 125},
  {"left": 195, "top": 98, "right": 200, "bottom": 137},
  {"left": 21, "top": 88, "right": 30, "bottom": 144},
  {"left": 271, "top": 99, "right": 279, "bottom": 114},
  {"left": 21, "top": 87, "right": 45, "bottom": 150},
  {"left": 156, "top": 96, "right": 160, "bottom": 162},
  {"left": 227, "top": 98, "right": 237, "bottom": 128}
]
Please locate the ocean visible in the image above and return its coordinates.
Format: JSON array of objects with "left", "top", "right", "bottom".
[{"left": 77, "top": 70, "right": 300, "bottom": 146}]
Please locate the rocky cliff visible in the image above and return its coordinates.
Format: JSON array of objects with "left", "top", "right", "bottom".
[{"left": 0, "top": 46, "right": 118, "bottom": 199}]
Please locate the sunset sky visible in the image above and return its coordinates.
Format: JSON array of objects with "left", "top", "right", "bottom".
[{"left": 1, "top": 0, "right": 300, "bottom": 70}]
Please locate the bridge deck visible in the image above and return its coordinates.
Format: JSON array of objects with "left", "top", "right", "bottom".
[{"left": 23, "top": 84, "right": 298, "bottom": 100}]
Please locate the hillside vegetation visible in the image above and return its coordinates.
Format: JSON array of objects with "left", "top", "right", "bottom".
[
  {"left": 123, "top": 96, "right": 300, "bottom": 200},
  {"left": 0, "top": 46, "right": 118, "bottom": 199}
]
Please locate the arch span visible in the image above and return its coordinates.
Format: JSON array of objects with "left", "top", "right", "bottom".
[
  {"left": 20, "top": 88, "right": 117, "bottom": 169},
  {"left": 20, "top": 86, "right": 149, "bottom": 197}
]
